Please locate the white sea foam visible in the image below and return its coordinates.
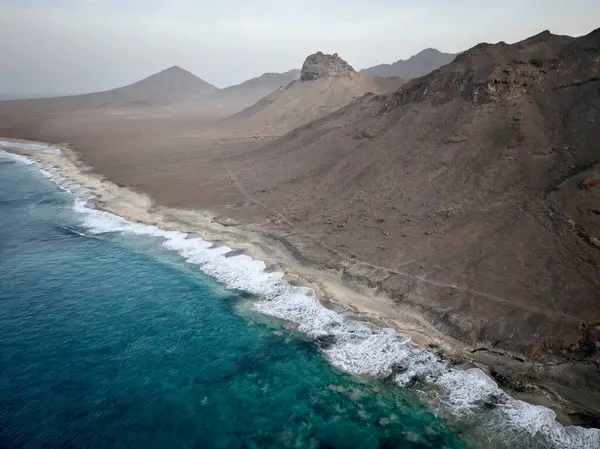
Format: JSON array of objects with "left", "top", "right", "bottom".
[
  {"left": 0, "top": 139, "right": 60, "bottom": 153},
  {"left": 5, "top": 145, "right": 600, "bottom": 449},
  {"left": 1, "top": 150, "right": 35, "bottom": 165}
]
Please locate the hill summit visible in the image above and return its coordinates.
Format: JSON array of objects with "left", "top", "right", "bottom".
[
  {"left": 301, "top": 52, "right": 357, "bottom": 81},
  {"left": 113, "top": 66, "right": 216, "bottom": 104},
  {"left": 0, "top": 65, "right": 217, "bottom": 119}
]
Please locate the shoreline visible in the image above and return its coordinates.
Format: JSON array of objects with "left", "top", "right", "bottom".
[
  {"left": 2, "top": 138, "right": 600, "bottom": 446},
  {"left": 0, "top": 139, "right": 487, "bottom": 356},
  {"left": 1, "top": 140, "right": 456, "bottom": 345}
]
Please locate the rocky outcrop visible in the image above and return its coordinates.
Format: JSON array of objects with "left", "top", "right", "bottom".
[{"left": 300, "top": 52, "right": 356, "bottom": 81}]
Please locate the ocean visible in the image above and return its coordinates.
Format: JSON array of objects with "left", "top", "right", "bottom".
[{"left": 0, "top": 144, "right": 598, "bottom": 449}]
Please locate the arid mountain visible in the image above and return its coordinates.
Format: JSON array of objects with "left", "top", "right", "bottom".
[
  {"left": 215, "top": 29, "right": 600, "bottom": 419},
  {"left": 361, "top": 48, "right": 457, "bottom": 78},
  {"left": 215, "top": 52, "right": 406, "bottom": 137},
  {"left": 0, "top": 66, "right": 219, "bottom": 134},
  {"left": 180, "top": 69, "right": 302, "bottom": 117},
  {"left": 0, "top": 67, "right": 303, "bottom": 137},
  {"left": 93, "top": 65, "right": 217, "bottom": 105},
  {"left": 224, "top": 69, "right": 301, "bottom": 89},
  {"left": 4, "top": 66, "right": 215, "bottom": 110}
]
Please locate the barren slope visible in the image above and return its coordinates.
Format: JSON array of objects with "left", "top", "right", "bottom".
[
  {"left": 216, "top": 29, "right": 600, "bottom": 418},
  {"left": 0, "top": 66, "right": 215, "bottom": 112},
  {"left": 215, "top": 52, "right": 406, "bottom": 137},
  {"left": 0, "top": 66, "right": 219, "bottom": 135},
  {"left": 82, "top": 65, "right": 217, "bottom": 105},
  {"left": 0, "top": 68, "right": 304, "bottom": 140},
  {"left": 169, "top": 69, "right": 302, "bottom": 118}
]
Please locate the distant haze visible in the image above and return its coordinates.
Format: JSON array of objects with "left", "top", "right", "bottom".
[{"left": 1, "top": 0, "right": 599, "bottom": 97}]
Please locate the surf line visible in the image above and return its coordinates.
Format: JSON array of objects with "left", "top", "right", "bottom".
[{"left": 1, "top": 146, "right": 599, "bottom": 449}]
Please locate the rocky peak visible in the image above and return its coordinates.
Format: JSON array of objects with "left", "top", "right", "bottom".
[{"left": 300, "top": 52, "right": 356, "bottom": 81}]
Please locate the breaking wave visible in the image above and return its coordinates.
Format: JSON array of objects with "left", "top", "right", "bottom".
[
  {"left": 0, "top": 140, "right": 60, "bottom": 153},
  {"left": 3, "top": 147, "right": 599, "bottom": 449}
]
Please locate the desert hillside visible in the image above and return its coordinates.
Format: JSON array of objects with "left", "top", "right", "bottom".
[
  {"left": 170, "top": 69, "right": 302, "bottom": 118},
  {"left": 214, "top": 52, "right": 406, "bottom": 137},
  {"left": 211, "top": 28, "right": 600, "bottom": 417},
  {"left": 81, "top": 65, "right": 218, "bottom": 105},
  {"left": 0, "top": 66, "right": 215, "bottom": 113},
  {"left": 225, "top": 29, "right": 600, "bottom": 352},
  {"left": 0, "top": 66, "right": 302, "bottom": 138},
  {"left": 0, "top": 65, "right": 222, "bottom": 140}
]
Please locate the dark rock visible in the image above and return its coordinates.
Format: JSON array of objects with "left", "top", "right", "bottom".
[
  {"left": 224, "top": 248, "right": 247, "bottom": 258},
  {"left": 480, "top": 392, "right": 508, "bottom": 411},
  {"left": 490, "top": 369, "right": 538, "bottom": 393},
  {"left": 314, "top": 334, "right": 336, "bottom": 349},
  {"left": 390, "top": 361, "right": 409, "bottom": 375},
  {"left": 212, "top": 216, "right": 241, "bottom": 227},
  {"left": 578, "top": 321, "right": 600, "bottom": 350}
]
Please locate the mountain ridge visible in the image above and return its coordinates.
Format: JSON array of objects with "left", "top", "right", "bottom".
[
  {"left": 222, "top": 69, "right": 301, "bottom": 91},
  {"left": 361, "top": 48, "right": 457, "bottom": 78}
]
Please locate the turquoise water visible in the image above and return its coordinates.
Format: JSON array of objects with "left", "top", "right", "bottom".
[
  {"left": 3, "top": 149, "right": 600, "bottom": 449},
  {"left": 0, "top": 155, "right": 468, "bottom": 448}
]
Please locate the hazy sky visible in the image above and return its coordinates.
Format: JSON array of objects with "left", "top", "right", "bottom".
[{"left": 0, "top": 0, "right": 598, "bottom": 95}]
